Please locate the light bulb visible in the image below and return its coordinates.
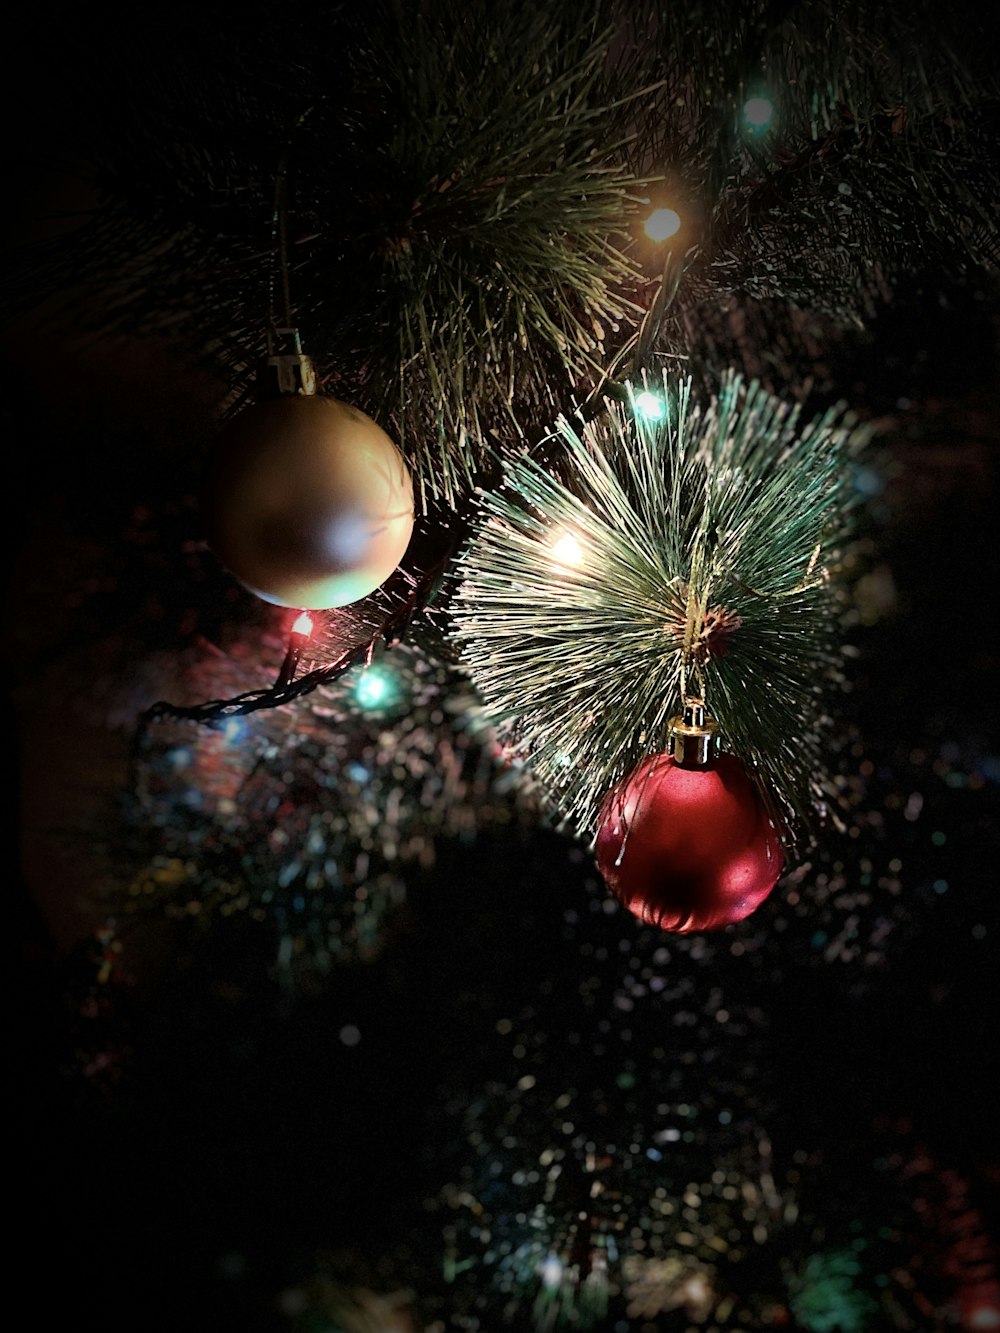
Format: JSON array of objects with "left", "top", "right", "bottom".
[
  {"left": 551, "top": 532, "right": 584, "bottom": 567},
  {"left": 353, "top": 664, "right": 400, "bottom": 711},
  {"left": 275, "top": 609, "right": 315, "bottom": 687},
  {"left": 634, "top": 390, "right": 666, "bottom": 421}
]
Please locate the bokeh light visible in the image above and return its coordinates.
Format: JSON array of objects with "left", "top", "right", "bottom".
[
  {"left": 643, "top": 207, "right": 681, "bottom": 241},
  {"left": 743, "top": 96, "right": 775, "bottom": 131},
  {"left": 353, "top": 663, "right": 400, "bottom": 711}
]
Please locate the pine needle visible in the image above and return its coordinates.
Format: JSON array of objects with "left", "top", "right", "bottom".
[{"left": 452, "top": 371, "right": 872, "bottom": 853}]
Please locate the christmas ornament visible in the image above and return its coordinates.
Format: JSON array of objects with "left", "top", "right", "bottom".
[
  {"left": 200, "top": 336, "right": 414, "bottom": 610},
  {"left": 594, "top": 703, "right": 784, "bottom": 932}
]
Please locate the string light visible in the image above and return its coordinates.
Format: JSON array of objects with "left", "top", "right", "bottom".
[
  {"left": 275, "top": 611, "right": 315, "bottom": 688},
  {"left": 643, "top": 207, "right": 682, "bottom": 241},
  {"left": 551, "top": 532, "right": 584, "bottom": 567},
  {"left": 634, "top": 390, "right": 666, "bottom": 421},
  {"left": 353, "top": 663, "right": 401, "bottom": 711}
]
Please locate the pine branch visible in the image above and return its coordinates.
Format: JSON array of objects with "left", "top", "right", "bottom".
[
  {"left": 452, "top": 371, "right": 871, "bottom": 852},
  {"left": 5, "top": 0, "right": 996, "bottom": 507},
  {"left": 116, "top": 638, "right": 543, "bottom": 978},
  {"left": 3, "top": 0, "right": 661, "bottom": 504}
]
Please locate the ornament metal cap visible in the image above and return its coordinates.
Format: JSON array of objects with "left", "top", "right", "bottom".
[
  {"left": 258, "top": 326, "right": 317, "bottom": 398},
  {"left": 668, "top": 700, "right": 719, "bottom": 769}
]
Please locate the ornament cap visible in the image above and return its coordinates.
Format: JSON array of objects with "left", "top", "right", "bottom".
[
  {"left": 258, "top": 326, "right": 317, "bottom": 398},
  {"left": 668, "top": 699, "right": 719, "bottom": 769}
]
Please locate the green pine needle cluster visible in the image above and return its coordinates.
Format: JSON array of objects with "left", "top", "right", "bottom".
[
  {"left": 4, "top": 0, "right": 996, "bottom": 508},
  {"left": 3, "top": 0, "right": 658, "bottom": 506},
  {"left": 452, "top": 372, "right": 870, "bottom": 851},
  {"left": 336, "top": 1, "right": 654, "bottom": 506}
]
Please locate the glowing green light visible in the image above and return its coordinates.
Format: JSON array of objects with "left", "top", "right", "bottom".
[
  {"left": 354, "top": 666, "right": 397, "bottom": 710},
  {"left": 743, "top": 96, "right": 774, "bottom": 131},
  {"left": 634, "top": 390, "right": 666, "bottom": 420}
]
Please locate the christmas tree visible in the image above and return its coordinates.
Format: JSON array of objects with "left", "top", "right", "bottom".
[{"left": 6, "top": 2, "right": 999, "bottom": 1330}]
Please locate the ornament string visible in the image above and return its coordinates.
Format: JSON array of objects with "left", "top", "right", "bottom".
[
  {"left": 268, "top": 105, "right": 317, "bottom": 338},
  {"left": 679, "top": 549, "right": 710, "bottom": 707},
  {"left": 732, "top": 541, "right": 828, "bottom": 598}
]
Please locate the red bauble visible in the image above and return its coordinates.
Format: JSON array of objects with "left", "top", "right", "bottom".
[{"left": 595, "top": 752, "right": 784, "bottom": 932}]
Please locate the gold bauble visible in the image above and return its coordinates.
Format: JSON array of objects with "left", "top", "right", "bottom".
[{"left": 200, "top": 395, "right": 414, "bottom": 610}]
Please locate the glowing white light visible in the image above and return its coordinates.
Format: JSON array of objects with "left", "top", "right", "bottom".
[
  {"left": 634, "top": 390, "right": 666, "bottom": 420},
  {"left": 551, "top": 532, "right": 584, "bottom": 567},
  {"left": 676, "top": 1271, "right": 714, "bottom": 1318},
  {"left": 291, "top": 610, "right": 314, "bottom": 636},
  {"left": 540, "top": 1255, "right": 563, "bottom": 1289},
  {"left": 644, "top": 207, "right": 681, "bottom": 241},
  {"left": 743, "top": 96, "right": 774, "bottom": 129}
]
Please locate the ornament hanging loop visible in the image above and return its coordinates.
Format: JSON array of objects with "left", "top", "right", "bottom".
[
  {"left": 668, "top": 698, "right": 719, "bottom": 770},
  {"left": 259, "top": 326, "right": 317, "bottom": 398}
]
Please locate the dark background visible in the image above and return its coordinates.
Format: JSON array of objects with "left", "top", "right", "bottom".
[{"left": 5, "top": 12, "right": 999, "bottom": 1332}]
